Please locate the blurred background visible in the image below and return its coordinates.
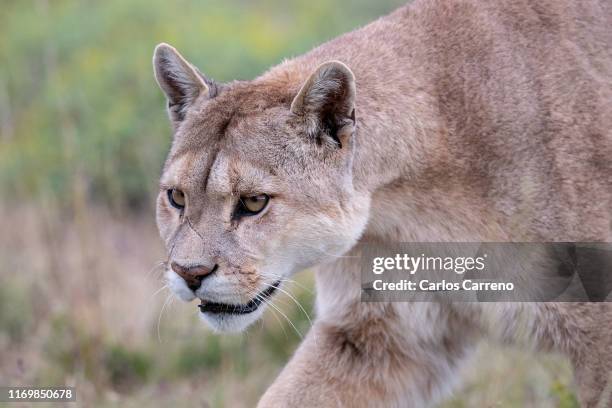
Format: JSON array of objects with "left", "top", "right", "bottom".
[{"left": 0, "top": 0, "right": 579, "bottom": 406}]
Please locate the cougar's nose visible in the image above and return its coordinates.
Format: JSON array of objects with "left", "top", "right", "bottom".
[{"left": 171, "top": 262, "right": 217, "bottom": 291}]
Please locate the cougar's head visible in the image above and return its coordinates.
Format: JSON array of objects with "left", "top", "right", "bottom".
[{"left": 152, "top": 44, "right": 369, "bottom": 332}]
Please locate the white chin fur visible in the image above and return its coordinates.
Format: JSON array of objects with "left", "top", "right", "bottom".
[{"left": 199, "top": 306, "right": 266, "bottom": 333}]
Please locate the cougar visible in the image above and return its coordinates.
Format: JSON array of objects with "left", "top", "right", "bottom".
[{"left": 152, "top": 0, "right": 612, "bottom": 406}]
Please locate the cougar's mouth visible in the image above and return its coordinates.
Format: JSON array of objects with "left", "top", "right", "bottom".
[{"left": 198, "top": 281, "right": 281, "bottom": 315}]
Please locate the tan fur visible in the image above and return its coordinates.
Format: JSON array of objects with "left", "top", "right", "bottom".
[{"left": 153, "top": 0, "right": 612, "bottom": 406}]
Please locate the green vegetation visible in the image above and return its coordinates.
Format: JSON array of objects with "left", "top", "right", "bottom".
[
  {"left": 0, "top": 0, "right": 404, "bottom": 211},
  {"left": 0, "top": 280, "right": 33, "bottom": 342}
]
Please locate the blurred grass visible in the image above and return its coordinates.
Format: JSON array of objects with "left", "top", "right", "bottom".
[
  {"left": 0, "top": 204, "right": 314, "bottom": 407},
  {"left": 0, "top": 0, "right": 405, "bottom": 212},
  {"left": 0, "top": 1, "right": 579, "bottom": 407}
]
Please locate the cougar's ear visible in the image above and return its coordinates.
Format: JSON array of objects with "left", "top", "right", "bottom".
[
  {"left": 153, "top": 43, "right": 215, "bottom": 123},
  {"left": 291, "top": 61, "right": 356, "bottom": 148}
]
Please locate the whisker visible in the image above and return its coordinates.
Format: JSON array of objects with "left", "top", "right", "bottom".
[
  {"left": 261, "top": 282, "right": 319, "bottom": 347},
  {"left": 146, "top": 260, "right": 168, "bottom": 279},
  {"left": 255, "top": 293, "right": 303, "bottom": 339},
  {"left": 263, "top": 273, "right": 314, "bottom": 295},
  {"left": 267, "top": 306, "right": 289, "bottom": 340},
  {"left": 150, "top": 284, "right": 169, "bottom": 299},
  {"left": 157, "top": 293, "right": 173, "bottom": 343},
  {"left": 266, "top": 283, "right": 314, "bottom": 329},
  {"left": 243, "top": 291, "right": 290, "bottom": 341}
]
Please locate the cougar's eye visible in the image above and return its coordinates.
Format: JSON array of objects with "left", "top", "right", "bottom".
[
  {"left": 167, "top": 188, "right": 186, "bottom": 210},
  {"left": 236, "top": 194, "right": 269, "bottom": 217}
]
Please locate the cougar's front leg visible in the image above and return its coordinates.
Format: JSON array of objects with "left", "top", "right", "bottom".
[
  {"left": 536, "top": 303, "right": 612, "bottom": 408},
  {"left": 258, "top": 301, "right": 479, "bottom": 408}
]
